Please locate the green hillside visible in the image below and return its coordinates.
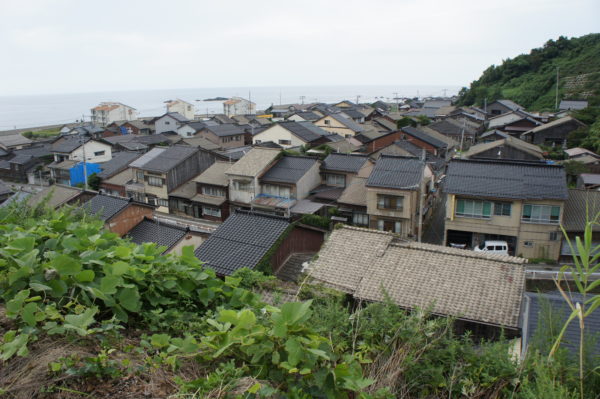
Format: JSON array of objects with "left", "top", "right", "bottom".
[{"left": 457, "top": 34, "right": 600, "bottom": 110}]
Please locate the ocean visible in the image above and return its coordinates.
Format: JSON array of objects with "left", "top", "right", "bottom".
[{"left": 0, "top": 85, "right": 461, "bottom": 130}]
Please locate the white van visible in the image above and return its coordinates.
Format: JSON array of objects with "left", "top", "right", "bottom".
[{"left": 474, "top": 240, "right": 509, "bottom": 255}]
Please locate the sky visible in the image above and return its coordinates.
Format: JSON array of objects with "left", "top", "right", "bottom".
[{"left": 0, "top": 0, "right": 598, "bottom": 96}]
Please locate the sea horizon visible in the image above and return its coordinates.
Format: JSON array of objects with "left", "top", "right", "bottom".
[{"left": 0, "top": 84, "right": 462, "bottom": 130}]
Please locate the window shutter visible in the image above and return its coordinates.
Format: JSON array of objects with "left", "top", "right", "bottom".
[
  {"left": 456, "top": 199, "right": 465, "bottom": 214},
  {"left": 482, "top": 202, "right": 491, "bottom": 217}
]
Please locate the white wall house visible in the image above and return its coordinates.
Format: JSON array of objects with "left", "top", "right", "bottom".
[
  {"left": 252, "top": 124, "right": 313, "bottom": 149},
  {"left": 154, "top": 112, "right": 190, "bottom": 135},
  {"left": 52, "top": 140, "right": 112, "bottom": 164},
  {"left": 223, "top": 97, "right": 256, "bottom": 117},
  {"left": 91, "top": 102, "right": 138, "bottom": 126},
  {"left": 166, "top": 99, "right": 196, "bottom": 120}
]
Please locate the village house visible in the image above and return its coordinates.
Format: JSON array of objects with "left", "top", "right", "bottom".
[
  {"left": 286, "top": 111, "right": 321, "bottom": 122},
  {"left": 252, "top": 121, "right": 332, "bottom": 149},
  {"left": 422, "top": 119, "right": 479, "bottom": 145},
  {"left": 166, "top": 99, "right": 195, "bottom": 120},
  {"left": 100, "top": 167, "right": 134, "bottom": 197},
  {"left": 127, "top": 217, "right": 206, "bottom": 255},
  {"left": 125, "top": 146, "right": 219, "bottom": 213},
  {"left": 308, "top": 226, "right": 526, "bottom": 335},
  {"left": 559, "top": 188, "right": 600, "bottom": 263},
  {"left": 314, "top": 113, "right": 364, "bottom": 137},
  {"left": 310, "top": 153, "right": 373, "bottom": 204},
  {"left": 365, "top": 155, "right": 431, "bottom": 237},
  {"left": 168, "top": 161, "right": 231, "bottom": 222},
  {"left": 106, "top": 120, "right": 154, "bottom": 136},
  {"left": 27, "top": 184, "right": 95, "bottom": 209},
  {"left": 91, "top": 102, "right": 137, "bottom": 126},
  {"left": 225, "top": 147, "right": 281, "bottom": 211},
  {"left": 370, "top": 139, "right": 446, "bottom": 177},
  {"left": 177, "top": 120, "right": 219, "bottom": 138},
  {"left": 337, "top": 177, "right": 369, "bottom": 227},
  {"left": 223, "top": 97, "right": 256, "bottom": 117},
  {"left": 559, "top": 100, "right": 588, "bottom": 111},
  {"left": 520, "top": 116, "right": 586, "bottom": 147},
  {"left": 252, "top": 156, "right": 321, "bottom": 215},
  {"left": 196, "top": 124, "right": 248, "bottom": 149},
  {"left": 399, "top": 126, "right": 448, "bottom": 157},
  {"left": 443, "top": 159, "right": 568, "bottom": 259},
  {"left": 84, "top": 193, "right": 155, "bottom": 237},
  {"left": 0, "top": 154, "right": 43, "bottom": 183},
  {"left": 0, "top": 134, "right": 33, "bottom": 151},
  {"left": 487, "top": 110, "right": 542, "bottom": 135},
  {"left": 50, "top": 135, "right": 112, "bottom": 163},
  {"left": 154, "top": 112, "right": 190, "bottom": 135},
  {"left": 461, "top": 136, "right": 545, "bottom": 161},
  {"left": 485, "top": 99, "right": 524, "bottom": 116}
]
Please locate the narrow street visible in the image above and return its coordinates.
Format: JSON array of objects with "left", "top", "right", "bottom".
[{"left": 422, "top": 193, "right": 446, "bottom": 245}]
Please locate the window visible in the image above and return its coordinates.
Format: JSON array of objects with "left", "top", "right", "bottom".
[
  {"left": 255, "top": 140, "right": 262, "bottom": 144},
  {"left": 94, "top": 151, "right": 105, "bottom": 156},
  {"left": 147, "top": 176, "right": 164, "bottom": 187},
  {"left": 136, "top": 171, "right": 144, "bottom": 182},
  {"left": 263, "top": 184, "right": 291, "bottom": 198},
  {"left": 146, "top": 196, "right": 157, "bottom": 206},
  {"left": 278, "top": 139, "right": 291, "bottom": 145},
  {"left": 523, "top": 241, "right": 534, "bottom": 248},
  {"left": 157, "top": 198, "right": 169, "bottom": 208},
  {"left": 494, "top": 202, "right": 511, "bottom": 216},
  {"left": 352, "top": 213, "right": 369, "bottom": 226},
  {"left": 549, "top": 231, "right": 559, "bottom": 241},
  {"left": 325, "top": 173, "right": 345, "bottom": 187},
  {"left": 455, "top": 198, "right": 492, "bottom": 218},
  {"left": 202, "top": 186, "right": 225, "bottom": 197},
  {"left": 522, "top": 204, "right": 560, "bottom": 224},
  {"left": 203, "top": 206, "right": 221, "bottom": 218},
  {"left": 377, "top": 219, "right": 401, "bottom": 233},
  {"left": 324, "top": 119, "right": 330, "bottom": 125},
  {"left": 233, "top": 180, "right": 252, "bottom": 191},
  {"left": 377, "top": 195, "right": 403, "bottom": 211},
  {"left": 165, "top": 121, "right": 170, "bottom": 125}
]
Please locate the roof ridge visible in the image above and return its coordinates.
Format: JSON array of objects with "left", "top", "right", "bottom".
[{"left": 391, "top": 241, "right": 527, "bottom": 264}]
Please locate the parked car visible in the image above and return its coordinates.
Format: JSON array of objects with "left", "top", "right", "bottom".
[{"left": 474, "top": 240, "right": 509, "bottom": 255}]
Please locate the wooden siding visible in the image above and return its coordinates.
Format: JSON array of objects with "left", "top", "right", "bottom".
[
  {"left": 166, "top": 149, "right": 220, "bottom": 192},
  {"left": 269, "top": 226, "right": 325, "bottom": 272}
]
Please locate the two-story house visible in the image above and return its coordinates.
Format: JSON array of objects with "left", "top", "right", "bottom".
[
  {"left": 443, "top": 159, "right": 568, "bottom": 259},
  {"left": 314, "top": 113, "right": 364, "bottom": 138},
  {"left": 48, "top": 135, "right": 112, "bottom": 185},
  {"left": 166, "top": 99, "right": 195, "bottom": 120},
  {"left": 126, "top": 145, "right": 220, "bottom": 213},
  {"left": 225, "top": 148, "right": 281, "bottom": 211},
  {"left": 91, "top": 102, "right": 138, "bottom": 126},
  {"left": 310, "top": 153, "right": 373, "bottom": 204},
  {"left": 168, "top": 161, "right": 231, "bottom": 222},
  {"left": 154, "top": 112, "right": 190, "bottom": 135},
  {"left": 252, "top": 121, "right": 332, "bottom": 149},
  {"left": 252, "top": 156, "right": 321, "bottom": 215},
  {"left": 365, "top": 155, "right": 431, "bottom": 237},
  {"left": 196, "top": 124, "right": 248, "bottom": 149},
  {"left": 223, "top": 97, "right": 255, "bottom": 117}
]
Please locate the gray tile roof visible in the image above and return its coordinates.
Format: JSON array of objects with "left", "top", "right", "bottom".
[
  {"left": 366, "top": 155, "right": 424, "bottom": 190},
  {"left": 562, "top": 189, "right": 600, "bottom": 232},
  {"left": 290, "top": 111, "right": 321, "bottom": 121},
  {"left": 427, "top": 119, "right": 477, "bottom": 138},
  {"left": 204, "top": 124, "right": 246, "bottom": 137},
  {"left": 194, "top": 161, "right": 231, "bottom": 186},
  {"left": 84, "top": 194, "right": 131, "bottom": 221},
  {"left": 389, "top": 140, "right": 446, "bottom": 172},
  {"left": 0, "top": 191, "right": 31, "bottom": 207},
  {"left": 138, "top": 145, "right": 199, "bottom": 173},
  {"left": 27, "top": 185, "right": 87, "bottom": 209},
  {"left": 495, "top": 99, "right": 523, "bottom": 111},
  {"left": 322, "top": 153, "right": 368, "bottom": 173},
  {"left": 195, "top": 210, "right": 290, "bottom": 275},
  {"left": 13, "top": 144, "right": 52, "bottom": 158},
  {"left": 280, "top": 121, "right": 329, "bottom": 143},
  {"left": 260, "top": 156, "right": 318, "bottom": 184},
  {"left": 337, "top": 177, "right": 367, "bottom": 206},
  {"left": 129, "top": 147, "right": 166, "bottom": 168},
  {"left": 443, "top": 159, "right": 568, "bottom": 200},
  {"left": 226, "top": 148, "right": 280, "bottom": 177},
  {"left": 0, "top": 180, "right": 12, "bottom": 196},
  {"left": 308, "top": 226, "right": 526, "bottom": 328},
  {"left": 328, "top": 114, "right": 364, "bottom": 133},
  {"left": 50, "top": 135, "right": 90, "bottom": 153},
  {"left": 162, "top": 112, "right": 189, "bottom": 123},
  {"left": 559, "top": 100, "right": 588, "bottom": 111},
  {"left": 401, "top": 126, "right": 447, "bottom": 148},
  {"left": 522, "top": 292, "right": 600, "bottom": 356},
  {"left": 0, "top": 134, "right": 33, "bottom": 148},
  {"left": 127, "top": 218, "right": 187, "bottom": 252},
  {"left": 97, "top": 152, "right": 141, "bottom": 179}
]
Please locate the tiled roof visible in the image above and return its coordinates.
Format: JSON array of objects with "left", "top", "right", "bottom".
[
  {"left": 310, "top": 185, "right": 345, "bottom": 201},
  {"left": 559, "top": 100, "right": 588, "bottom": 111},
  {"left": 562, "top": 189, "right": 600, "bottom": 232},
  {"left": 426, "top": 119, "right": 477, "bottom": 137},
  {"left": 337, "top": 177, "right": 367, "bottom": 206},
  {"left": 161, "top": 112, "right": 189, "bottom": 123},
  {"left": 521, "top": 116, "right": 585, "bottom": 137},
  {"left": 204, "top": 123, "right": 246, "bottom": 137},
  {"left": 194, "top": 210, "right": 290, "bottom": 275},
  {"left": 463, "top": 137, "right": 544, "bottom": 159},
  {"left": 290, "top": 199, "right": 325, "bottom": 214},
  {"left": 366, "top": 155, "right": 424, "bottom": 190},
  {"left": 129, "top": 147, "right": 166, "bottom": 168},
  {"left": 183, "top": 136, "right": 220, "bottom": 151},
  {"left": 84, "top": 194, "right": 131, "bottom": 221},
  {"left": 0, "top": 191, "right": 31, "bottom": 207},
  {"left": 308, "top": 226, "right": 526, "bottom": 328},
  {"left": 388, "top": 140, "right": 446, "bottom": 172},
  {"left": 97, "top": 152, "right": 140, "bottom": 179},
  {"left": 127, "top": 218, "right": 187, "bottom": 253},
  {"left": 50, "top": 135, "right": 90, "bottom": 153},
  {"left": 480, "top": 129, "right": 510, "bottom": 139},
  {"left": 0, "top": 134, "right": 33, "bottom": 148},
  {"left": 137, "top": 145, "right": 198, "bottom": 173},
  {"left": 290, "top": 111, "right": 321, "bottom": 121},
  {"left": 226, "top": 148, "right": 280, "bottom": 177},
  {"left": 260, "top": 156, "right": 318, "bottom": 184},
  {"left": 27, "top": 185, "right": 86, "bottom": 208},
  {"left": 327, "top": 114, "right": 364, "bottom": 133},
  {"left": 280, "top": 121, "right": 329, "bottom": 143},
  {"left": 103, "top": 168, "right": 133, "bottom": 186},
  {"left": 401, "top": 126, "right": 447, "bottom": 148},
  {"left": 322, "top": 153, "right": 368, "bottom": 173},
  {"left": 0, "top": 180, "right": 12, "bottom": 196},
  {"left": 495, "top": 99, "right": 523, "bottom": 111},
  {"left": 191, "top": 193, "right": 226, "bottom": 206},
  {"left": 194, "top": 161, "right": 231, "bottom": 186},
  {"left": 522, "top": 292, "right": 600, "bottom": 356},
  {"left": 443, "top": 159, "right": 568, "bottom": 200},
  {"left": 13, "top": 143, "right": 52, "bottom": 158}
]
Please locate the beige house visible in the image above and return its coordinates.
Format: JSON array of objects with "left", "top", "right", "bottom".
[
  {"left": 166, "top": 99, "right": 195, "bottom": 120},
  {"left": 365, "top": 155, "right": 431, "bottom": 238},
  {"left": 225, "top": 147, "right": 281, "bottom": 209},
  {"left": 443, "top": 159, "right": 568, "bottom": 259},
  {"left": 91, "top": 102, "right": 137, "bottom": 126},
  {"left": 223, "top": 97, "right": 255, "bottom": 117},
  {"left": 314, "top": 114, "right": 364, "bottom": 137},
  {"left": 252, "top": 121, "right": 330, "bottom": 149}
]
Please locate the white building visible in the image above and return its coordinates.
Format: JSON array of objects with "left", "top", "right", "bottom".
[
  {"left": 91, "top": 102, "right": 138, "bottom": 126},
  {"left": 223, "top": 97, "right": 256, "bottom": 117},
  {"left": 166, "top": 99, "right": 196, "bottom": 120},
  {"left": 154, "top": 112, "right": 190, "bottom": 135}
]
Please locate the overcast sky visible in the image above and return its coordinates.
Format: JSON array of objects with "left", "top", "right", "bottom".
[{"left": 0, "top": 0, "right": 598, "bottom": 96}]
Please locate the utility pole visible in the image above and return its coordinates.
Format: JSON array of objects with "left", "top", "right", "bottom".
[
  {"left": 459, "top": 118, "right": 466, "bottom": 157},
  {"left": 417, "top": 149, "right": 426, "bottom": 243},
  {"left": 356, "top": 95, "right": 361, "bottom": 104},
  {"left": 299, "top": 95, "right": 305, "bottom": 105},
  {"left": 443, "top": 88, "right": 447, "bottom": 97},
  {"left": 79, "top": 116, "right": 88, "bottom": 190},
  {"left": 393, "top": 92, "right": 399, "bottom": 111},
  {"left": 555, "top": 67, "right": 560, "bottom": 111}
]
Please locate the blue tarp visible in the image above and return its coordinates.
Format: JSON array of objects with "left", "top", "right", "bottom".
[
  {"left": 120, "top": 126, "right": 129, "bottom": 135},
  {"left": 69, "top": 162, "right": 101, "bottom": 186}
]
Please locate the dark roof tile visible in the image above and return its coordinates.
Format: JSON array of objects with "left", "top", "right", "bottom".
[
  {"left": 366, "top": 155, "right": 424, "bottom": 190},
  {"left": 260, "top": 156, "right": 318, "bottom": 184}
]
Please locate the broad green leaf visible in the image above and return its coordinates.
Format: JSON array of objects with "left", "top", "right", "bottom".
[
  {"left": 8, "top": 237, "right": 35, "bottom": 252},
  {"left": 100, "top": 276, "right": 122, "bottom": 295},
  {"left": 64, "top": 307, "right": 97, "bottom": 335},
  {"left": 218, "top": 310, "right": 238, "bottom": 324},
  {"left": 29, "top": 282, "right": 52, "bottom": 292},
  {"left": 6, "top": 290, "right": 30, "bottom": 316},
  {"left": 285, "top": 337, "right": 302, "bottom": 367},
  {"left": 114, "top": 246, "right": 132, "bottom": 259},
  {"left": 150, "top": 333, "right": 171, "bottom": 348},
  {"left": 0, "top": 333, "right": 29, "bottom": 361},
  {"left": 22, "top": 302, "right": 38, "bottom": 327},
  {"left": 110, "top": 261, "right": 130, "bottom": 276},
  {"left": 51, "top": 254, "right": 81, "bottom": 276},
  {"left": 237, "top": 309, "right": 257, "bottom": 329},
  {"left": 48, "top": 279, "right": 68, "bottom": 297},
  {"left": 75, "top": 270, "right": 95, "bottom": 283},
  {"left": 118, "top": 287, "right": 141, "bottom": 312}
]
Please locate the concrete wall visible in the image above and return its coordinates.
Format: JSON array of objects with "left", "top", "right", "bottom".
[
  {"left": 70, "top": 141, "right": 112, "bottom": 163},
  {"left": 168, "top": 102, "right": 195, "bottom": 120},
  {"left": 167, "top": 232, "right": 206, "bottom": 256},
  {"left": 296, "top": 161, "right": 322, "bottom": 200}
]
